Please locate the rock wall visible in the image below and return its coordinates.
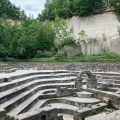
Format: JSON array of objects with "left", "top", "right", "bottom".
[
  {"left": 67, "top": 12, "right": 120, "bottom": 39},
  {"left": 61, "top": 44, "right": 81, "bottom": 57},
  {"left": 6, "top": 62, "right": 120, "bottom": 72},
  {"left": 66, "top": 12, "right": 120, "bottom": 54}
]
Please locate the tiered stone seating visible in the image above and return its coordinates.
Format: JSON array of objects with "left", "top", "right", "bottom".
[
  {"left": 0, "top": 70, "right": 77, "bottom": 117},
  {"left": 0, "top": 68, "right": 117, "bottom": 120},
  {"left": 93, "top": 73, "right": 120, "bottom": 92}
]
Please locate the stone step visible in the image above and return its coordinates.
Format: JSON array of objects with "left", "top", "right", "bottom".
[
  {"left": 76, "top": 91, "right": 94, "bottom": 98},
  {"left": 1, "top": 87, "right": 56, "bottom": 112},
  {"left": 0, "top": 78, "right": 75, "bottom": 104},
  {"left": 114, "top": 80, "right": 120, "bottom": 84},
  {"left": 29, "top": 96, "right": 101, "bottom": 112},
  {"left": 0, "top": 74, "right": 61, "bottom": 92},
  {"left": 0, "top": 76, "right": 76, "bottom": 103},
  {"left": 98, "top": 78, "right": 117, "bottom": 83},
  {"left": 41, "top": 102, "right": 106, "bottom": 115},
  {"left": 0, "top": 73, "right": 77, "bottom": 92},
  {"left": 0, "top": 76, "right": 76, "bottom": 98},
  {"left": 29, "top": 100, "right": 47, "bottom": 111},
  {"left": 56, "top": 73, "right": 77, "bottom": 77},
  {"left": 0, "top": 70, "right": 70, "bottom": 83},
  {"left": 98, "top": 82, "right": 120, "bottom": 88},
  {"left": 112, "top": 83, "right": 120, "bottom": 87},
  {"left": 7, "top": 82, "right": 74, "bottom": 116}
]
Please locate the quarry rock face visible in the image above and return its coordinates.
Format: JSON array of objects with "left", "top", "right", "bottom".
[
  {"left": 66, "top": 12, "right": 120, "bottom": 39},
  {"left": 66, "top": 12, "right": 120, "bottom": 55}
]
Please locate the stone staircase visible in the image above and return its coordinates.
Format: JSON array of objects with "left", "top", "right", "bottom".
[
  {"left": 0, "top": 69, "right": 118, "bottom": 120},
  {"left": 0, "top": 70, "right": 77, "bottom": 118}
]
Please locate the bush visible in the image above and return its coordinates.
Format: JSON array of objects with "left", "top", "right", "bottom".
[
  {"left": 110, "top": 0, "right": 120, "bottom": 15},
  {"left": 58, "top": 37, "right": 75, "bottom": 49},
  {"left": 75, "top": 53, "right": 83, "bottom": 57},
  {"left": 35, "top": 52, "right": 53, "bottom": 58},
  {"left": 0, "top": 44, "right": 7, "bottom": 58},
  {"left": 54, "top": 52, "right": 67, "bottom": 61},
  {"left": 92, "top": 51, "right": 119, "bottom": 59}
]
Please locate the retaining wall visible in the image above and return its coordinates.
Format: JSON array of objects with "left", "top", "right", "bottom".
[
  {"left": 6, "top": 62, "right": 120, "bottom": 72},
  {"left": 87, "top": 89, "right": 120, "bottom": 109}
]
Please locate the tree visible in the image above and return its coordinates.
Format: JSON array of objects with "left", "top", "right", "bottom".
[
  {"left": 0, "top": 44, "right": 7, "bottom": 58},
  {"left": 54, "top": 16, "right": 74, "bottom": 48},
  {"left": 0, "top": 0, "right": 22, "bottom": 19},
  {"left": 110, "top": 0, "right": 120, "bottom": 15},
  {"left": 34, "top": 21, "right": 55, "bottom": 51},
  {"left": 38, "top": 0, "right": 109, "bottom": 20},
  {"left": 19, "top": 10, "right": 27, "bottom": 20}
]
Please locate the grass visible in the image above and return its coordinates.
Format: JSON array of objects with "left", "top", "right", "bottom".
[
  {"left": 58, "top": 52, "right": 120, "bottom": 62},
  {"left": 2, "top": 51, "right": 120, "bottom": 62}
]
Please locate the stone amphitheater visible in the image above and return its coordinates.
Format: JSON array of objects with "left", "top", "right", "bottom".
[{"left": 0, "top": 62, "right": 120, "bottom": 120}]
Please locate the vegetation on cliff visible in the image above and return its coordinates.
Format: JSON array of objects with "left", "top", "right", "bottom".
[{"left": 38, "top": 0, "right": 120, "bottom": 21}]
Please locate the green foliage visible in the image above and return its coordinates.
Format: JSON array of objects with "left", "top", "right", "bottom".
[
  {"left": 36, "top": 21, "right": 55, "bottom": 51},
  {"left": 110, "top": 0, "right": 120, "bottom": 15},
  {"left": 54, "top": 16, "right": 74, "bottom": 48},
  {"left": 0, "top": 18, "right": 55, "bottom": 59},
  {"left": 54, "top": 52, "right": 67, "bottom": 61},
  {"left": 38, "top": 0, "right": 108, "bottom": 21},
  {"left": 75, "top": 53, "right": 83, "bottom": 57},
  {"left": 0, "top": 44, "right": 7, "bottom": 58},
  {"left": 117, "top": 25, "right": 120, "bottom": 35},
  {"left": 0, "top": 0, "right": 25, "bottom": 20},
  {"left": 102, "top": 33, "right": 107, "bottom": 41},
  {"left": 58, "top": 37, "right": 75, "bottom": 49},
  {"left": 58, "top": 51, "right": 120, "bottom": 62},
  {"left": 35, "top": 52, "right": 53, "bottom": 58},
  {"left": 5, "top": 51, "right": 120, "bottom": 62},
  {"left": 92, "top": 51, "right": 119, "bottom": 59},
  {"left": 78, "top": 30, "right": 86, "bottom": 40},
  {"left": 73, "top": 0, "right": 94, "bottom": 16}
]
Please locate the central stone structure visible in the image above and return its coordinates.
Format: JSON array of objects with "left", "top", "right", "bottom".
[{"left": 75, "top": 71, "right": 97, "bottom": 91}]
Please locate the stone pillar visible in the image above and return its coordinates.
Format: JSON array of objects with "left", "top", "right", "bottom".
[
  {"left": 56, "top": 86, "right": 61, "bottom": 97},
  {"left": 87, "top": 75, "right": 97, "bottom": 89},
  {"left": 75, "top": 78, "right": 82, "bottom": 92}
]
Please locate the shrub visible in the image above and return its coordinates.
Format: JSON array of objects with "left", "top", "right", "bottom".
[
  {"left": 110, "top": 0, "right": 120, "bottom": 15},
  {"left": 75, "top": 53, "right": 83, "bottom": 57},
  {"left": 0, "top": 44, "right": 7, "bottom": 58},
  {"left": 35, "top": 52, "right": 53, "bottom": 58},
  {"left": 54, "top": 52, "right": 67, "bottom": 61},
  {"left": 58, "top": 37, "right": 75, "bottom": 49}
]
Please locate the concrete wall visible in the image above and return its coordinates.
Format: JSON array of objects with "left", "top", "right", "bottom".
[
  {"left": 65, "top": 12, "right": 120, "bottom": 54},
  {"left": 61, "top": 45, "right": 81, "bottom": 57},
  {"left": 81, "top": 42, "right": 101, "bottom": 55}
]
